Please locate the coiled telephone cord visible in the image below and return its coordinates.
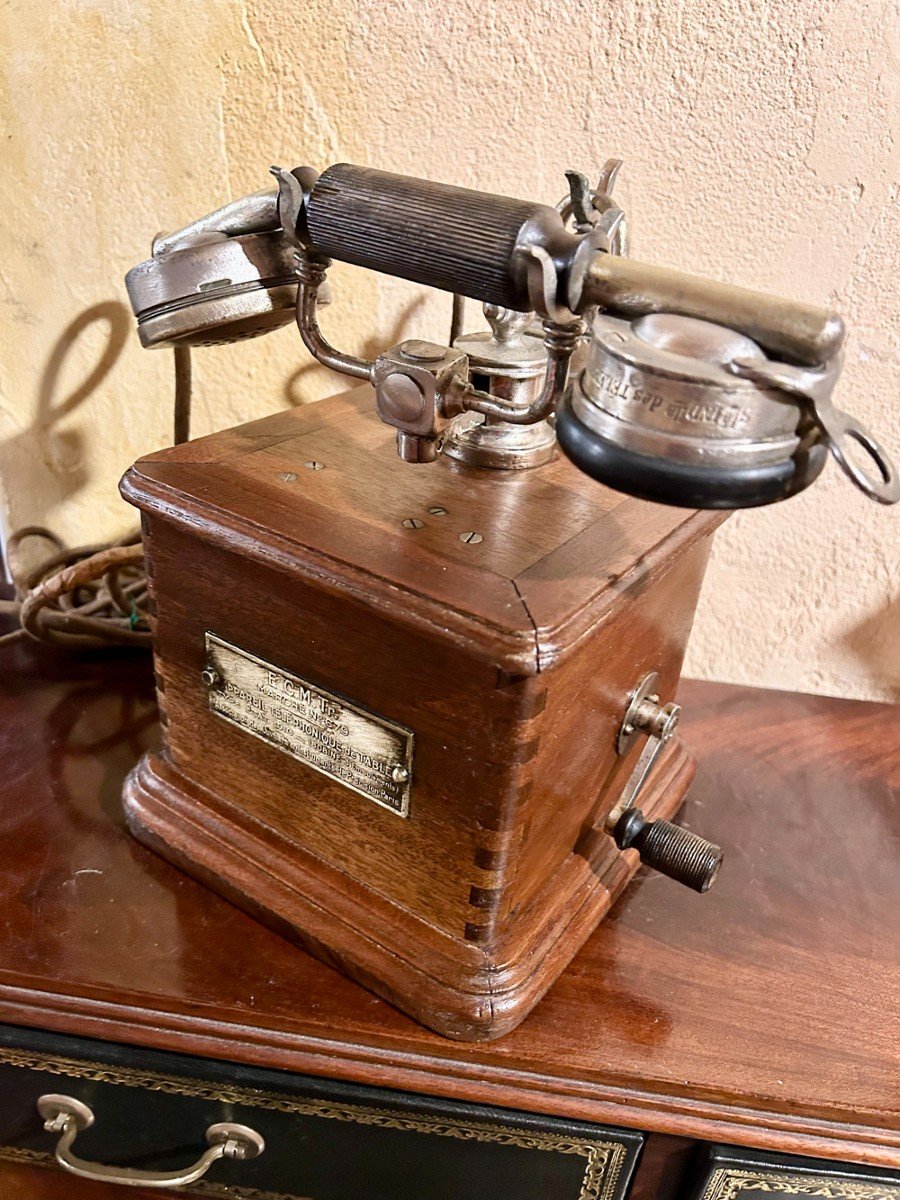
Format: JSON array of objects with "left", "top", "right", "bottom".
[{"left": 0, "top": 347, "right": 192, "bottom": 651}]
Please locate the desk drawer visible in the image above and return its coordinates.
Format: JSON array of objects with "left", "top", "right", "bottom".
[
  {"left": 687, "top": 1146, "right": 900, "bottom": 1200},
  {"left": 0, "top": 1025, "right": 642, "bottom": 1199}
]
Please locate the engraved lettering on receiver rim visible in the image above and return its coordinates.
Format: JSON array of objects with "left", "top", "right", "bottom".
[
  {"left": 596, "top": 370, "right": 751, "bottom": 431},
  {"left": 203, "top": 633, "right": 414, "bottom": 816}
]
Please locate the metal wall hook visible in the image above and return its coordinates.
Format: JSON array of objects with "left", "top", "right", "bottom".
[{"left": 37, "top": 1093, "right": 265, "bottom": 1189}]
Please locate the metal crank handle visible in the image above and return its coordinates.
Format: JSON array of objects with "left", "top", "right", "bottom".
[
  {"left": 300, "top": 163, "right": 843, "bottom": 367},
  {"left": 37, "top": 1094, "right": 265, "bottom": 1188},
  {"left": 609, "top": 672, "right": 723, "bottom": 893},
  {"left": 613, "top": 809, "right": 723, "bottom": 893}
]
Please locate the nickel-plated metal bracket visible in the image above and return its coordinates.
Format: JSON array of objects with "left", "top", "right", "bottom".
[
  {"left": 731, "top": 352, "right": 899, "bottom": 505},
  {"left": 288, "top": 245, "right": 581, "bottom": 465}
]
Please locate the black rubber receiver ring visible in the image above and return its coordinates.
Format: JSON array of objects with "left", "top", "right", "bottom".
[{"left": 555, "top": 396, "right": 827, "bottom": 509}]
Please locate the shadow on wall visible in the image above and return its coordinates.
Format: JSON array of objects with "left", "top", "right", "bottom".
[
  {"left": 0, "top": 301, "right": 130, "bottom": 555},
  {"left": 840, "top": 593, "right": 900, "bottom": 702}
]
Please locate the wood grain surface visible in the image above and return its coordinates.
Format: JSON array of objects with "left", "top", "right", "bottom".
[
  {"left": 1, "top": 630, "right": 897, "bottom": 1166},
  {"left": 0, "top": 1156, "right": 187, "bottom": 1200},
  {"left": 120, "top": 389, "right": 722, "bottom": 1038},
  {"left": 122, "top": 388, "right": 724, "bottom": 674}
]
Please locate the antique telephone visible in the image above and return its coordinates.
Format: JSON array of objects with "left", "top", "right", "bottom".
[{"left": 119, "top": 160, "right": 897, "bottom": 1040}]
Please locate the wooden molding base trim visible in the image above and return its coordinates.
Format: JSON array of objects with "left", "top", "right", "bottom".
[
  {"left": 119, "top": 742, "right": 692, "bottom": 1041},
  {"left": 0, "top": 982, "right": 894, "bottom": 1169}
]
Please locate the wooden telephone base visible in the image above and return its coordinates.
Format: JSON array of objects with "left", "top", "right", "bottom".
[{"left": 121, "top": 387, "right": 722, "bottom": 1041}]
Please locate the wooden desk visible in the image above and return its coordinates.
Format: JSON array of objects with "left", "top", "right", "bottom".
[{"left": 0, "top": 635, "right": 897, "bottom": 1197}]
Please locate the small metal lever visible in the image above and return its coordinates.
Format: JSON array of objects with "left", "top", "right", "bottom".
[
  {"left": 608, "top": 672, "right": 681, "bottom": 825},
  {"left": 607, "top": 673, "right": 723, "bottom": 892},
  {"left": 37, "top": 1094, "right": 265, "bottom": 1189}
]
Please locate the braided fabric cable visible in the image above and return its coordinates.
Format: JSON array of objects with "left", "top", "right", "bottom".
[{"left": 1, "top": 347, "right": 191, "bottom": 651}]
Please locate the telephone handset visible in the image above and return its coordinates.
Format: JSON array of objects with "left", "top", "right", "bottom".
[{"left": 125, "top": 159, "right": 897, "bottom": 510}]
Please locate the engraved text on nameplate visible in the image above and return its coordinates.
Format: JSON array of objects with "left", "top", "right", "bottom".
[{"left": 204, "top": 633, "right": 413, "bottom": 816}]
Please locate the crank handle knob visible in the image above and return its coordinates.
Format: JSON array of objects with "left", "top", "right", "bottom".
[{"left": 613, "top": 808, "right": 723, "bottom": 893}]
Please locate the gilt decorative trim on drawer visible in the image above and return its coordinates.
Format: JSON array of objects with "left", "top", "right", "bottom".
[
  {"left": 702, "top": 1169, "right": 900, "bottom": 1200},
  {"left": 0, "top": 1046, "right": 628, "bottom": 1200}
]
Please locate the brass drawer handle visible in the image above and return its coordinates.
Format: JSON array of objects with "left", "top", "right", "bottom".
[{"left": 37, "top": 1093, "right": 265, "bottom": 1189}]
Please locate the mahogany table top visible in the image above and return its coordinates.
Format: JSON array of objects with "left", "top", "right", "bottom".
[{"left": 1, "top": 635, "right": 897, "bottom": 1166}]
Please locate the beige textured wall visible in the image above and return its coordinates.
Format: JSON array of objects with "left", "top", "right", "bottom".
[{"left": 1, "top": 0, "right": 897, "bottom": 698}]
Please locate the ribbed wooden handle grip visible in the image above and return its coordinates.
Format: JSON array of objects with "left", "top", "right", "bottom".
[{"left": 306, "top": 163, "right": 552, "bottom": 309}]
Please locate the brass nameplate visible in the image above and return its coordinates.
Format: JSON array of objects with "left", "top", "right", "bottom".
[{"left": 204, "top": 633, "right": 413, "bottom": 816}]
